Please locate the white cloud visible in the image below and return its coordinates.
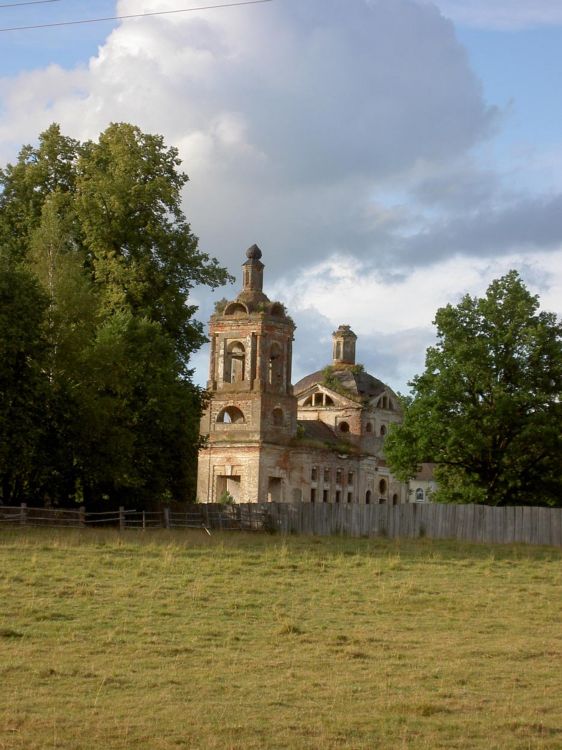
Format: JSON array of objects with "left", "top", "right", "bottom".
[
  {"left": 1, "top": 0, "right": 562, "bottom": 391},
  {"left": 425, "top": 0, "right": 562, "bottom": 29},
  {"left": 419, "top": 0, "right": 562, "bottom": 31},
  {"left": 267, "top": 250, "right": 562, "bottom": 391},
  {"left": 0, "top": 0, "right": 496, "bottom": 270}
]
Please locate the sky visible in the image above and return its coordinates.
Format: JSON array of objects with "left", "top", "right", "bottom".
[{"left": 1, "top": 0, "right": 562, "bottom": 392}]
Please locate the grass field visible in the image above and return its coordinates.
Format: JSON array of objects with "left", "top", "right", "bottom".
[{"left": 0, "top": 528, "right": 560, "bottom": 749}]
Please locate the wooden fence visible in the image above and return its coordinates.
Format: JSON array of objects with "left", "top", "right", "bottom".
[
  {"left": 0, "top": 503, "right": 268, "bottom": 533},
  {"left": 0, "top": 502, "right": 560, "bottom": 546},
  {"left": 265, "top": 502, "right": 562, "bottom": 547}
]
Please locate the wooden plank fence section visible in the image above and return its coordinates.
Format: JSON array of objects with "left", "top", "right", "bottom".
[
  {"left": 263, "top": 502, "right": 561, "bottom": 547},
  {"left": 0, "top": 502, "right": 560, "bottom": 546}
]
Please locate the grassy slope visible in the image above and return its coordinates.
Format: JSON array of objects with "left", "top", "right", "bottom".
[{"left": 0, "top": 529, "right": 560, "bottom": 750}]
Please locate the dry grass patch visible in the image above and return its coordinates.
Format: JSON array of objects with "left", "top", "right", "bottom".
[{"left": 0, "top": 528, "right": 560, "bottom": 749}]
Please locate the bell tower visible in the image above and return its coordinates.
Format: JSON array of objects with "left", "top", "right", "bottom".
[{"left": 197, "top": 245, "right": 298, "bottom": 503}]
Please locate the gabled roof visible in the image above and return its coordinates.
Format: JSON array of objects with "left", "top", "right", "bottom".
[
  {"left": 294, "top": 420, "right": 359, "bottom": 454},
  {"left": 298, "top": 420, "right": 340, "bottom": 444}
]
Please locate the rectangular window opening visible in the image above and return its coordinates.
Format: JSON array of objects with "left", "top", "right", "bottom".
[{"left": 267, "top": 477, "right": 283, "bottom": 503}]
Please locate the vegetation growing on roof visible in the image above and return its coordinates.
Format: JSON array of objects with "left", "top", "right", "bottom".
[
  {"left": 213, "top": 298, "right": 229, "bottom": 314},
  {"left": 321, "top": 365, "right": 365, "bottom": 402},
  {"left": 290, "top": 428, "right": 360, "bottom": 455}
]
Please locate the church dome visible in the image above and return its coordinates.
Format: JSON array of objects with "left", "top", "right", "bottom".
[{"left": 293, "top": 367, "right": 387, "bottom": 400}]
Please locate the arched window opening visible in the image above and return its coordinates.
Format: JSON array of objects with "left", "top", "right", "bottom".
[
  {"left": 415, "top": 488, "right": 424, "bottom": 502},
  {"left": 216, "top": 406, "right": 245, "bottom": 425},
  {"left": 268, "top": 343, "right": 283, "bottom": 387},
  {"left": 226, "top": 341, "right": 245, "bottom": 383},
  {"left": 365, "top": 490, "right": 372, "bottom": 505},
  {"left": 272, "top": 407, "right": 284, "bottom": 427},
  {"left": 224, "top": 302, "right": 248, "bottom": 316},
  {"left": 325, "top": 395, "right": 334, "bottom": 406},
  {"left": 365, "top": 422, "right": 373, "bottom": 433},
  {"left": 380, "top": 425, "right": 387, "bottom": 436},
  {"left": 379, "top": 478, "right": 387, "bottom": 495},
  {"left": 303, "top": 396, "right": 313, "bottom": 407},
  {"left": 313, "top": 393, "right": 323, "bottom": 406},
  {"left": 339, "top": 421, "right": 350, "bottom": 433},
  {"left": 392, "top": 494, "right": 399, "bottom": 505}
]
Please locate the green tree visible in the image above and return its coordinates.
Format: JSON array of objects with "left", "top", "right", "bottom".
[
  {"left": 0, "top": 125, "right": 80, "bottom": 262},
  {"left": 0, "top": 123, "right": 231, "bottom": 507},
  {"left": 75, "top": 122, "right": 227, "bottom": 365},
  {"left": 0, "top": 263, "right": 48, "bottom": 503},
  {"left": 385, "top": 271, "right": 562, "bottom": 507}
]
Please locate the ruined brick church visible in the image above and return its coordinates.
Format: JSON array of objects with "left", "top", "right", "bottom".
[{"left": 196, "top": 245, "right": 407, "bottom": 505}]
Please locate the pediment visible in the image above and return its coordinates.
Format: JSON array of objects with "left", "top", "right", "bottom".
[
  {"left": 297, "top": 383, "right": 358, "bottom": 409},
  {"left": 369, "top": 388, "right": 401, "bottom": 414}
]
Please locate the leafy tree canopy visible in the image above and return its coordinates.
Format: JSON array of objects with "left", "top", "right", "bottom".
[
  {"left": 385, "top": 271, "right": 562, "bottom": 507},
  {"left": 0, "top": 123, "right": 231, "bottom": 507}
]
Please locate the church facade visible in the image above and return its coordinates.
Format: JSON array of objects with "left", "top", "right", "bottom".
[{"left": 196, "top": 245, "right": 407, "bottom": 505}]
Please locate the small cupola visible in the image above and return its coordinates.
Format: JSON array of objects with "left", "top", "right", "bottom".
[
  {"left": 332, "top": 324, "right": 357, "bottom": 365},
  {"left": 242, "top": 244, "right": 264, "bottom": 293},
  {"left": 235, "top": 244, "right": 269, "bottom": 307}
]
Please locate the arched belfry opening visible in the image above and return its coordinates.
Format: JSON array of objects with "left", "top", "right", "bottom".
[
  {"left": 216, "top": 406, "right": 245, "bottom": 424},
  {"left": 268, "top": 342, "right": 284, "bottom": 388},
  {"left": 225, "top": 341, "right": 245, "bottom": 383}
]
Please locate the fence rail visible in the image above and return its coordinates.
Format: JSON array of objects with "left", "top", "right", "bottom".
[
  {"left": 0, "top": 502, "right": 560, "bottom": 546},
  {"left": 0, "top": 503, "right": 269, "bottom": 533}
]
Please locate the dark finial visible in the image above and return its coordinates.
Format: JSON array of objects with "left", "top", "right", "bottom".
[{"left": 246, "top": 244, "right": 263, "bottom": 261}]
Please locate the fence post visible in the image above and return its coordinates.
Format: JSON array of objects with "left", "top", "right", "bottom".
[
  {"left": 20, "top": 503, "right": 27, "bottom": 526},
  {"left": 79, "top": 506, "right": 86, "bottom": 528},
  {"left": 119, "top": 506, "right": 125, "bottom": 531},
  {"left": 163, "top": 507, "right": 170, "bottom": 529},
  {"left": 142, "top": 511, "right": 146, "bottom": 531}
]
